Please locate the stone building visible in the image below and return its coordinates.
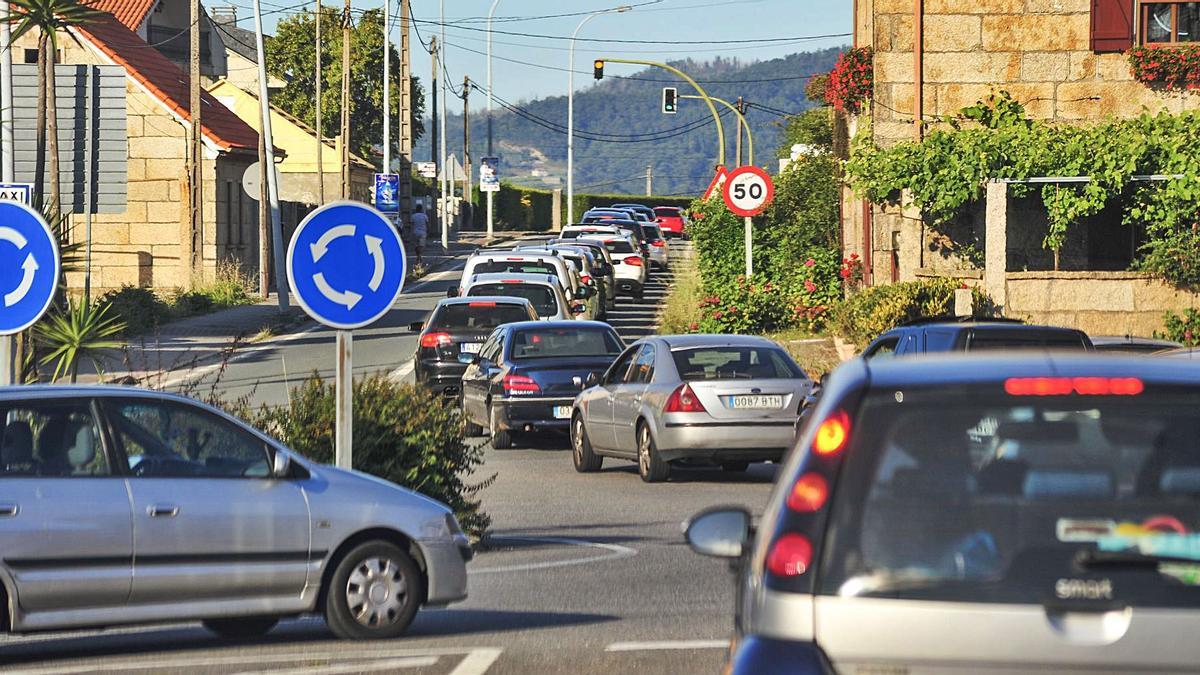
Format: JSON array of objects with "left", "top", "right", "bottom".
[{"left": 844, "top": 0, "right": 1200, "bottom": 334}]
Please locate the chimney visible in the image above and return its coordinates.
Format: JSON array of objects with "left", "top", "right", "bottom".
[{"left": 210, "top": 5, "right": 237, "bottom": 26}]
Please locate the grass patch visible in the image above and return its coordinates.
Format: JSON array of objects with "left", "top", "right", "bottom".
[
  {"left": 101, "top": 261, "right": 256, "bottom": 337},
  {"left": 657, "top": 251, "right": 703, "bottom": 334},
  {"left": 767, "top": 331, "right": 841, "bottom": 378}
]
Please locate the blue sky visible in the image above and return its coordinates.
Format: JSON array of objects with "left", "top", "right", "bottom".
[{"left": 252, "top": 0, "right": 851, "bottom": 110}]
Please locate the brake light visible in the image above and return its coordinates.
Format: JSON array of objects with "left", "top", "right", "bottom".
[
  {"left": 420, "top": 332, "right": 453, "bottom": 348},
  {"left": 766, "top": 534, "right": 813, "bottom": 577},
  {"left": 502, "top": 279, "right": 523, "bottom": 284},
  {"left": 651, "top": 240, "right": 665, "bottom": 247},
  {"left": 664, "top": 383, "right": 707, "bottom": 413},
  {"left": 503, "top": 374, "right": 541, "bottom": 395},
  {"left": 624, "top": 256, "right": 643, "bottom": 266},
  {"left": 580, "top": 275, "right": 592, "bottom": 284},
  {"left": 506, "top": 257, "right": 526, "bottom": 261},
  {"left": 1004, "top": 377, "right": 1144, "bottom": 397},
  {"left": 813, "top": 410, "right": 850, "bottom": 456},
  {"left": 468, "top": 301, "right": 496, "bottom": 307},
  {"left": 786, "top": 472, "right": 829, "bottom": 513}
]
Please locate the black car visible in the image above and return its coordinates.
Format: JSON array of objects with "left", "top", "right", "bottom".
[
  {"left": 458, "top": 321, "right": 625, "bottom": 449},
  {"left": 1091, "top": 335, "right": 1181, "bottom": 354},
  {"left": 863, "top": 319, "right": 1093, "bottom": 358},
  {"left": 410, "top": 296, "right": 539, "bottom": 398}
]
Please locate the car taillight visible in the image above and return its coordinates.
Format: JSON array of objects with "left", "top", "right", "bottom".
[
  {"left": 1004, "top": 377, "right": 1144, "bottom": 397},
  {"left": 651, "top": 240, "right": 665, "bottom": 247},
  {"left": 624, "top": 256, "right": 643, "bottom": 266},
  {"left": 420, "top": 332, "right": 453, "bottom": 348},
  {"left": 503, "top": 374, "right": 541, "bottom": 395},
  {"left": 813, "top": 410, "right": 850, "bottom": 456},
  {"left": 581, "top": 274, "right": 592, "bottom": 284},
  {"left": 468, "top": 301, "right": 496, "bottom": 307},
  {"left": 786, "top": 472, "right": 829, "bottom": 513},
  {"left": 766, "top": 534, "right": 813, "bottom": 577},
  {"left": 664, "top": 383, "right": 706, "bottom": 413}
]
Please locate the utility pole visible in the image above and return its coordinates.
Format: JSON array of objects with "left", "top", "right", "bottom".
[
  {"left": 382, "top": 0, "right": 390, "bottom": 175},
  {"left": 398, "top": 0, "right": 413, "bottom": 227},
  {"left": 439, "top": 0, "right": 448, "bottom": 249},
  {"left": 645, "top": 165, "right": 652, "bottom": 196},
  {"left": 315, "top": 0, "right": 323, "bottom": 203},
  {"left": 462, "top": 75, "right": 471, "bottom": 228},
  {"left": 253, "top": 0, "right": 289, "bottom": 310},
  {"left": 734, "top": 96, "right": 743, "bottom": 166},
  {"left": 486, "top": 0, "right": 500, "bottom": 239},
  {"left": 0, "top": 0, "right": 13, "bottom": 385},
  {"left": 187, "top": 0, "right": 202, "bottom": 287},
  {"left": 257, "top": 110, "right": 269, "bottom": 299},
  {"left": 430, "top": 36, "right": 439, "bottom": 239},
  {"left": 339, "top": 0, "right": 351, "bottom": 200}
]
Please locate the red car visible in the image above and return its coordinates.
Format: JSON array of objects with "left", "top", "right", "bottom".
[{"left": 654, "top": 206, "right": 688, "bottom": 238}]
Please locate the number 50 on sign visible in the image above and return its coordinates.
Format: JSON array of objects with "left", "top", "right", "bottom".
[{"left": 722, "top": 166, "right": 774, "bottom": 217}]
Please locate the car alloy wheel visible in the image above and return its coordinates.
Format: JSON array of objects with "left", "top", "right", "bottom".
[
  {"left": 573, "top": 414, "right": 602, "bottom": 473},
  {"left": 638, "top": 424, "right": 668, "bottom": 483},
  {"left": 346, "top": 555, "right": 410, "bottom": 629},
  {"left": 325, "top": 541, "right": 423, "bottom": 640}
]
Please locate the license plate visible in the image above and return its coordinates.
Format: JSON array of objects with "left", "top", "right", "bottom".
[
  {"left": 553, "top": 406, "right": 572, "bottom": 419},
  {"left": 725, "top": 395, "right": 784, "bottom": 410},
  {"left": 460, "top": 342, "right": 482, "bottom": 354}
]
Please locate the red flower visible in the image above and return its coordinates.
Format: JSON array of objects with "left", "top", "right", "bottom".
[
  {"left": 804, "top": 258, "right": 816, "bottom": 267},
  {"left": 712, "top": 310, "right": 725, "bottom": 319},
  {"left": 839, "top": 268, "right": 851, "bottom": 279},
  {"left": 1187, "top": 329, "right": 1195, "bottom": 343},
  {"left": 804, "top": 279, "right": 817, "bottom": 293},
  {"left": 688, "top": 322, "right": 699, "bottom": 331}
]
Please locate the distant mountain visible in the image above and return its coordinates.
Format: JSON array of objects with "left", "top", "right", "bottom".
[{"left": 415, "top": 48, "right": 842, "bottom": 198}]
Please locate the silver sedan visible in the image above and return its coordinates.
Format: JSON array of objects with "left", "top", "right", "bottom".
[
  {"left": 570, "top": 335, "right": 813, "bottom": 482},
  {"left": 0, "top": 386, "right": 470, "bottom": 640}
]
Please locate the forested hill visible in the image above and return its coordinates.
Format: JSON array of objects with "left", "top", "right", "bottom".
[{"left": 415, "top": 48, "right": 842, "bottom": 198}]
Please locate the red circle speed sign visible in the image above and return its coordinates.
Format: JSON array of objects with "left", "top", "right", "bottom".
[{"left": 722, "top": 166, "right": 775, "bottom": 217}]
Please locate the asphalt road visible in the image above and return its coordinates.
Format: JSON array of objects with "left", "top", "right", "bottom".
[{"left": 0, "top": 241, "right": 783, "bottom": 674}]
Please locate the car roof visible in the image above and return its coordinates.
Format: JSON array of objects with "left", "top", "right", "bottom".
[
  {"left": 860, "top": 353, "right": 1200, "bottom": 389},
  {"left": 499, "top": 320, "right": 616, "bottom": 332},
  {"left": 467, "top": 273, "right": 558, "bottom": 286},
  {"left": 885, "top": 322, "right": 1085, "bottom": 335},
  {"left": 1090, "top": 335, "right": 1181, "bottom": 348},
  {"left": 470, "top": 251, "right": 561, "bottom": 262},
  {"left": 0, "top": 385, "right": 197, "bottom": 403},
  {"left": 437, "top": 295, "right": 533, "bottom": 307},
  {"left": 654, "top": 333, "right": 782, "bottom": 350}
]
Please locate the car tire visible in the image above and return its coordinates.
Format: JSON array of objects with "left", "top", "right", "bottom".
[
  {"left": 202, "top": 616, "right": 279, "bottom": 639},
  {"left": 324, "top": 540, "right": 424, "bottom": 641},
  {"left": 637, "top": 423, "right": 669, "bottom": 483},
  {"left": 572, "top": 414, "right": 602, "bottom": 473},
  {"left": 721, "top": 461, "right": 749, "bottom": 473},
  {"left": 464, "top": 419, "right": 484, "bottom": 437},
  {"left": 490, "top": 406, "right": 514, "bottom": 449}
]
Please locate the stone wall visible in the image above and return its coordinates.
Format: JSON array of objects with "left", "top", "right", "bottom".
[{"left": 1005, "top": 271, "right": 1200, "bottom": 336}]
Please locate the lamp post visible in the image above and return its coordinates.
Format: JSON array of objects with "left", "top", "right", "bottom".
[
  {"left": 439, "top": 0, "right": 448, "bottom": 248},
  {"left": 383, "top": 0, "right": 390, "bottom": 174},
  {"left": 567, "top": 5, "right": 631, "bottom": 225},
  {"left": 486, "top": 0, "right": 500, "bottom": 239}
]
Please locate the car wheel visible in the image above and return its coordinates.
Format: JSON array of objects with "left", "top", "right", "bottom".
[
  {"left": 721, "top": 461, "right": 750, "bottom": 473},
  {"left": 324, "top": 540, "right": 423, "bottom": 640},
  {"left": 202, "top": 616, "right": 279, "bottom": 639},
  {"left": 464, "top": 419, "right": 484, "bottom": 437},
  {"left": 572, "top": 414, "right": 602, "bottom": 473},
  {"left": 490, "top": 405, "right": 514, "bottom": 449},
  {"left": 637, "top": 423, "right": 669, "bottom": 483}
]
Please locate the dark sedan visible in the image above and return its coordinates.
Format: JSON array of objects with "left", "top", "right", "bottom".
[
  {"left": 459, "top": 321, "right": 625, "bottom": 449},
  {"left": 410, "top": 297, "right": 538, "bottom": 398}
]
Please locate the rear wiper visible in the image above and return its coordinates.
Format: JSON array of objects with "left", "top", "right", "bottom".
[{"left": 1076, "top": 550, "right": 1200, "bottom": 569}]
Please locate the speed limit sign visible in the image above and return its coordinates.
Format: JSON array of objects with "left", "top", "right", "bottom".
[{"left": 722, "top": 166, "right": 774, "bottom": 217}]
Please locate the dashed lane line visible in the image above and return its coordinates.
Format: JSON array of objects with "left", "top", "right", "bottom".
[{"left": 605, "top": 640, "right": 728, "bottom": 652}]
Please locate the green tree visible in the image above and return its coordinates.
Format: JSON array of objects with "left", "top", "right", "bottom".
[
  {"left": 267, "top": 5, "right": 425, "bottom": 165},
  {"left": 773, "top": 107, "right": 833, "bottom": 158}
]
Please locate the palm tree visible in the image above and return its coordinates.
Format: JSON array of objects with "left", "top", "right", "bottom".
[{"left": 7, "top": 0, "right": 99, "bottom": 214}]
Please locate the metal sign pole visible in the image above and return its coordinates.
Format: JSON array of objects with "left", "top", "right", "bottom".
[
  {"left": 336, "top": 330, "right": 352, "bottom": 469},
  {"left": 0, "top": 338, "right": 12, "bottom": 386},
  {"left": 744, "top": 216, "right": 753, "bottom": 278}
]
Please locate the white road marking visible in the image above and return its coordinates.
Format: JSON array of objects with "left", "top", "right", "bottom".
[
  {"left": 233, "top": 656, "right": 439, "bottom": 674},
  {"left": 471, "top": 536, "right": 637, "bottom": 574},
  {"left": 605, "top": 640, "right": 728, "bottom": 652},
  {"left": 448, "top": 647, "right": 504, "bottom": 675},
  {"left": 390, "top": 359, "right": 416, "bottom": 381}
]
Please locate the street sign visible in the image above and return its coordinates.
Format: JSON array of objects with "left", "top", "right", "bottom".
[
  {"left": 415, "top": 161, "right": 437, "bottom": 179},
  {"left": 722, "top": 165, "right": 775, "bottom": 217},
  {"left": 374, "top": 173, "right": 400, "bottom": 213},
  {"left": 480, "top": 156, "right": 500, "bottom": 193},
  {"left": 242, "top": 161, "right": 281, "bottom": 201},
  {"left": 702, "top": 165, "right": 728, "bottom": 201},
  {"left": 287, "top": 201, "right": 408, "bottom": 330},
  {"left": 0, "top": 201, "right": 60, "bottom": 336},
  {"left": 0, "top": 183, "right": 32, "bottom": 204}
]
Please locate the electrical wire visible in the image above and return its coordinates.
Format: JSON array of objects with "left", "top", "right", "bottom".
[{"left": 412, "top": 18, "right": 849, "bottom": 46}]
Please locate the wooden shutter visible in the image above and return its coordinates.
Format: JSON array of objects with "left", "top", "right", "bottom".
[{"left": 1091, "top": 0, "right": 1135, "bottom": 52}]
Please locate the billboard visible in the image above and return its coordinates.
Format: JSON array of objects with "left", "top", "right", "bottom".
[{"left": 480, "top": 156, "right": 500, "bottom": 193}]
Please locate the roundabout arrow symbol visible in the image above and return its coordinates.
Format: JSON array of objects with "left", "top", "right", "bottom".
[
  {"left": 309, "top": 224, "right": 356, "bottom": 262},
  {"left": 313, "top": 272, "right": 362, "bottom": 310},
  {"left": 0, "top": 225, "right": 28, "bottom": 250},
  {"left": 364, "top": 235, "right": 385, "bottom": 292},
  {"left": 4, "top": 253, "right": 38, "bottom": 307}
]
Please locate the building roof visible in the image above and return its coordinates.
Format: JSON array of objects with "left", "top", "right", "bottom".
[
  {"left": 77, "top": 14, "right": 259, "bottom": 152},
  {"left": 212, "top": 19, "right": 257, "bottom": 63},
  {"left": 85, "top": 0, "right": 156, "bottom": 31}
]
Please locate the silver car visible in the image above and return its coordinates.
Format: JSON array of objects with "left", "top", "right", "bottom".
[
  {"left": 0, "top": 387, "right": 470, "bottom": 640},
  {"left": 571, "top": 335, "right": 813, "bottom": 482},
  {"left": 461, "top": 272, "right": 587, "bottom": 321}
]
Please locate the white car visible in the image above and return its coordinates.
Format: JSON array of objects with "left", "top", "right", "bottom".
[
  {"left": 643, "top": 223, "right": 669, "bottom": 271},
  {"left": 461, "top": 273, "right": 585, "bottom": 321},
  {"left": 560, "top": 224, "right": 622, "bottom": 240},
  {"left": 455, "top": 252, "right": 578, "bottom": 300},
  {"left": 581, "top": 234, "right": 648, "bottom": 300}
]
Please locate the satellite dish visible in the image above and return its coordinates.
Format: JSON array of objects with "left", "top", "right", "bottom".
[{"left": 242, "top": 161, "right": 282, "bottom": 201}]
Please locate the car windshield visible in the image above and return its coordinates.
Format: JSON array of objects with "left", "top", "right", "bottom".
[
  {"left": 671, "top": 347, "right": 803, "bottom": 380},
  {"left": 967, "top": 331, "right": 1088, "bottom": 350},
  {"left": 598, "top": 239, "right": 636, "bottom": 255},
  {"left": 510, "top": 327, "right": 623, "bottom": 360},
  {"left": 468, "top": 283, "right": 558, "bottom": 318},
  {"left": 654, "top": 207, "right": 681, "bottom": 217},
  {"left": 820, "top": 384, "right": 1200, "bottom": 608},
  {"left": 431, "top": 303, "right": 531, "bottom": 330},
  {"left": 473, "top": 260, "right": 557, "bottom": 276}
]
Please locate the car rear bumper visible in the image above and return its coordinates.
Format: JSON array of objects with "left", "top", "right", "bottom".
[
  {"left": 656, "top": 420, "right": 796, "bottom": 462},
  {"left": 615, "top": 278, "right": 644, "bottom": 297},
  {"left": 494, "top": 396, "right": 575, "bottom": 432},
  {"left": 418, "top": 538, "right": 469, "bottom": 607},
  {"left": 727, "top": 636, "right": 832, "bottom": 675},
  {"left": 414, "top": 359, "right": 467, "bottom": 397}
]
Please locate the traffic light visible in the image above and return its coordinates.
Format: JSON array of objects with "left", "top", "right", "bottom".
[
  {"left": 662, "top": 87, "right": 678, "bottom": 114},
  {"left": 593, "top": 60, "right": 605, "bottom": 80}
]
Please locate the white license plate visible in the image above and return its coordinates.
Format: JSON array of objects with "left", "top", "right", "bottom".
[
  {"left": 726, "top": 395, "right": 784, "bottom": 410},
  {"left": 460, "top": 342, "right": 482, "bottom": 354},
  {"left": 553, "top": 406, "right": 573, "bottom": 419}
]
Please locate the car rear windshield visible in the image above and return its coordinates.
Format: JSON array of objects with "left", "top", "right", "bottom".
[
  {"left": 600, "top": 239, "right": 637, "bottom": 255},
  {"left": 510, "top": 327, "right": 623, "bottom": 360},
  {"left": 468, "top": 283, "right": 558, "bottom": 318},
  {"left": 473, "top": 260, "right": 557, "bottom": 276},
  {"left": 654, "top": 207, "right": 681, "bottom": 216},
  {"left": 671, "top": 347, "right": 803, "bottom": 381},
  {"left": 966, "top": 331, "right": 1088, "bottom": 350},
  {"left": 819, "top": 383, "right": 1200, "bottom": 608},
  {"left": 431, "top": 303, "right": 531, "bottom": 330}
]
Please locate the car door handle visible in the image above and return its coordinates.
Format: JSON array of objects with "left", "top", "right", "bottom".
[
  {"left": 0, "top": 503, "right": 19, "bottom": 517},
  {"left": 147, "top": 504, "right": 180, "bottom": 518}
]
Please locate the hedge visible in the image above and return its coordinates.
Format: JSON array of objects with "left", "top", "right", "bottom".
[{"left": 467, "top": 182, "right": 693, "bottom": 232}]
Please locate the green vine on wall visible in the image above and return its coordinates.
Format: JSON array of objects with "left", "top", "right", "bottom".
[{"left": 845, "top": 92, "right": 1200, "bottom": 286}]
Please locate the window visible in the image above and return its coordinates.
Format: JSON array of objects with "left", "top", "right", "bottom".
[
  {"left": 924, "top": 329, "right": 958, "bottom": 352},
  {"left": 22, "top": 49, "right": 36, "bottom": 64},
  {"left": 106, "top": 400, "right": 270, "bottom": 478},
  {"left": 431, "top": 302, "right": 533, "bottom": 330},
  {"left": 865, "top": 336, "right": 901, "bottom": 360},
  {"left": 468, "top": 283, "right": 559, "bottom": 318},
  {"left": 479, "top": 330, "right": 503, "bottom": 364},
  {"left": 0, "top": 401, "right": 108, "bottom": 477},
  {"left": 1143, "top": 1, "right": 1200, "bottom": 44},
  {"left": 631, "top": 345, "right": 656, "bottom": 383},
  {"left": 670, "top": 347, "right": 803, "bottom": 381},
  {"left": 510, "top": 327, "right": 623, "bottom": 360},
  {"left": 604, "top": 347, "right": 639, "bottom": 385}
]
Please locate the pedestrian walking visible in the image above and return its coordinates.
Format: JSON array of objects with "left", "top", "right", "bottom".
[{"left": 410, "top": 203, "right": 429, "bottom": 264}]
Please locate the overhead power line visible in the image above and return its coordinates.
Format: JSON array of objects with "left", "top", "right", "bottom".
[{"left": 412, "top": 19, "right": 849, "bottom": 46}]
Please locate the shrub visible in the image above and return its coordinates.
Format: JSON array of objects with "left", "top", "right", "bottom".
[
  {"left": 1128, "top": 45, "right": 1200, "bottom": 92},
  {"left": 172, "top": 291, "right": 214, "bottom": 316},
  {"left": 99, "top": 285, "right": 171, "bottom": 335},
  {"left": 828, "top": 278, "right": 995, "bottom": 346},
  {"left": 825, "top": 47, "right": 873, "bottom": 114},
  {"left": 696, "top": 277, "right": 793, "bottom": 335},
  {"left": 1162, "top": 308, "right": 1200, "bottom": 346},
  {"left": 254, "top": 374, "right": 493, "bottom": 536}
]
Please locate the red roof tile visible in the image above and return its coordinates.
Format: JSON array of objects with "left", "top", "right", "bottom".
[
  {"left": 85, "top": 0, "right": 156, "bottom": 31},
  {"left": 77, "top": 14, "right": 259, "bottom": 152}
]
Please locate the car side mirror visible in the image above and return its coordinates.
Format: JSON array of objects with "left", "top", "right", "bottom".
[
  {"left": 685, "top": 507, "right": 751, "bottom": 559},
  {"left": 457, "top": 352, "right": 479, "bottom": 365},
  {"left": 575, "top": 286, "right": 594, "bottom": 300},
  {"left": 585, "top": 371, "right": 599, "bottom": 388},
  {"left": 272, "top": 450, "right": 291, "bottom": 479},
  {"left": 409, "top": 321, "right": 425, "bottom": 332}
]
